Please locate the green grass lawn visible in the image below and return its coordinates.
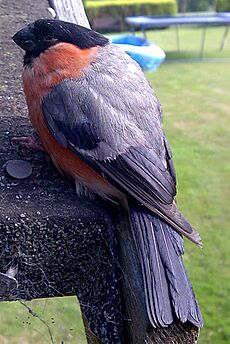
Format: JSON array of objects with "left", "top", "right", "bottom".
[{"left": 0, "top": 27, "right": 229, "bottom": 343}]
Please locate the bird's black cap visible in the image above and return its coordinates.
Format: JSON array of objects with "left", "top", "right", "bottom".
[{"left": 12, "top": 19, "right": 109, "bottom": 64}]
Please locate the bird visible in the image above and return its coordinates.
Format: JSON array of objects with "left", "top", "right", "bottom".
[{"left": 12, "top": 18, "right": 203, "bottom": 333}]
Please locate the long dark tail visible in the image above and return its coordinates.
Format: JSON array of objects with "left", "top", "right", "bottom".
[{"left": 129, "top": 204, "right": 203, "bottom": 328}]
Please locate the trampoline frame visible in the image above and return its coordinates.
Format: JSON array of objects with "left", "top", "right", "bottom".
[{"left": 125, "top": 14, "right": 230, "bottom": 58}]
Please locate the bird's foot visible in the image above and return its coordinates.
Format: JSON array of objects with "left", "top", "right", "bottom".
[{"left": 11, "top": 136, "right": 44, "bottom": 151}]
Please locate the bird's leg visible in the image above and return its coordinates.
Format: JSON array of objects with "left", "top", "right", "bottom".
[{"left": 11, "top": 134, "right": 44, "bottom": 151}]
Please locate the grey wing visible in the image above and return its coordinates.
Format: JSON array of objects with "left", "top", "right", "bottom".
[{"left": 42, "top": 45, "right": 200, "bottom": 244}]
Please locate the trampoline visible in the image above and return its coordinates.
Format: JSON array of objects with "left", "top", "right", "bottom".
[{"left": 125, "top": 13, "right": 230, "bottom": 58}]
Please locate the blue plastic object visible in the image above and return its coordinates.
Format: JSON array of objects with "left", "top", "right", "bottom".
[
  {"left": 110, "top": 35, "right": 166, "bottom": 71},
  {"left": 111, "top": 35, "right": 148, "bottom": 46}
]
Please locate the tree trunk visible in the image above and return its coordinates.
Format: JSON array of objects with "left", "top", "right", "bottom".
[
  {"left": 48, "top": 0, "right": 90, "bottom": 27},
  {"left": 180, "top": 0, "right": 188, "bottom": 13}
]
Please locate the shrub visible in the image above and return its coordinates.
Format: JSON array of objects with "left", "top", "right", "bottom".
[
  {"left": 216, "top": 0, "right": 230, "bottom": 12},
  {"left": 86, "top": 0, "right": 177, "bottom": 22}
]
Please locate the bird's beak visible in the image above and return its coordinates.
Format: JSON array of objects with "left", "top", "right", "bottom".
[{"left": 12, "top": 25, "right": 36, "bottom": 51}]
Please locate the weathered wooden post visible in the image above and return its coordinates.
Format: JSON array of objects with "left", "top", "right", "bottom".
[{"left": 0, "top": 0, "right": 200, "bottom": 342}]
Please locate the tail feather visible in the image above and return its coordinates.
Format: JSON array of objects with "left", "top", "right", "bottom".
[
  {"left": 129, "top": 205, "right": 203, "bottom": 328},
  {"left": 149, "top": 202, "right": 203, "bottom": 247},
  {"left": 133, "top": 212, "right": 173, "bottom": 327}
]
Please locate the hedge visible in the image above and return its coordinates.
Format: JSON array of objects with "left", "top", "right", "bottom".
[
  {"left": 85, "top": 0, "right": 177, "bottom": 22},
  {"left": 177, "top": 0, "right": 215, "bottom": 12},
  {"left": 216, "top": 0, "right": 230, "bottom": 12}
]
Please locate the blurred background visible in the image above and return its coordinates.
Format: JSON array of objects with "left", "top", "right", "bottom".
[{"left": 0, "top": 0, "right": 229, "bottom": 343}]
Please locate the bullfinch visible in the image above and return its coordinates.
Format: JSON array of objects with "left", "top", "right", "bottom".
[{"left": 12, "top": 19, "right": 203, "bottom": 329}]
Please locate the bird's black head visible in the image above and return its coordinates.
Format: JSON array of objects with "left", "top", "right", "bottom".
[{"left": 12, "top": 19, "right": 109, "bottom": 65}]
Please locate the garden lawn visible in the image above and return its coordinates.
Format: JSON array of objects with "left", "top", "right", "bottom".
[{"left": 0, "top": 27, "right": 229, "bottom": 344}]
